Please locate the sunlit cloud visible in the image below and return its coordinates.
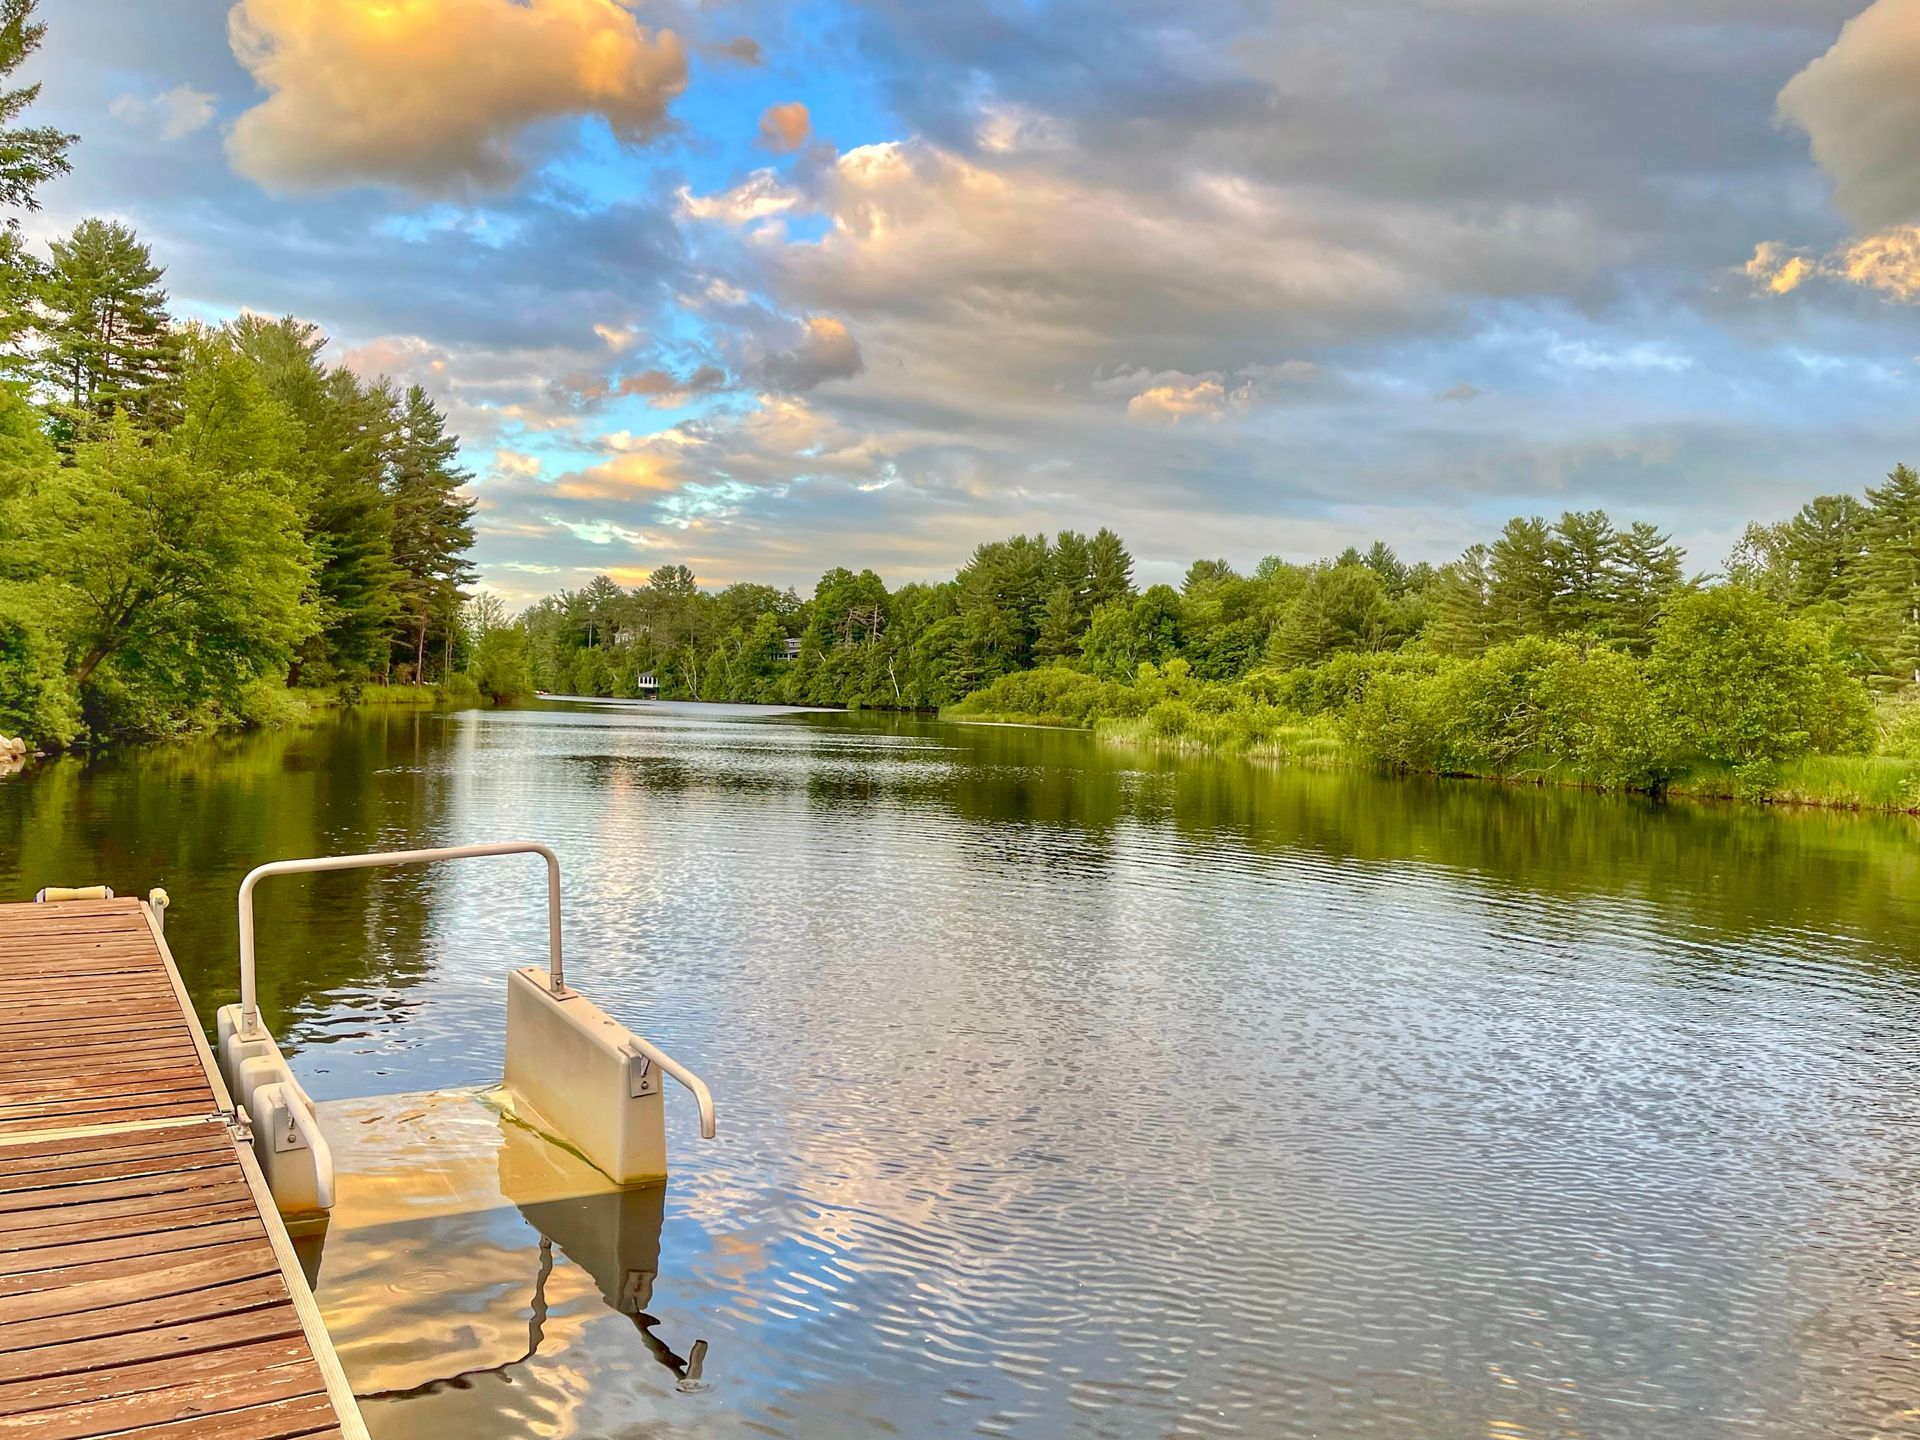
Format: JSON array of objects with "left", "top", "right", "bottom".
[
  {"left": 552, "top": 364, "right": 730, "bottom": 412},
  {"left": 1126, "top": 377, "right": 1230, "bottom": 424},
  {"left": 226, "top": 0, "right": 687, "bottom": 195},
  {"left": 1745, "top": 228, "right": 1920, "bottom": 303},
  {"left": 492, "top": 449, "right": 542, "bottom": 482},
  {"left": 552, "top": 451, "right": 685, "bottom": 501},
  {"left": 679, "top": 170, "right": 803, "bottom": 225},
  {"left": 757, "top": 101, "right": 811, "bottom": 154},
  {"left": 1777, "top": 0, "right": 1920, "bottom": 232}
]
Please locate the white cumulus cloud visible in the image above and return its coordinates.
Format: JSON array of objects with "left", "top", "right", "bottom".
[{"left": 109, "top": 84, "right": 217, "bottom": 141}]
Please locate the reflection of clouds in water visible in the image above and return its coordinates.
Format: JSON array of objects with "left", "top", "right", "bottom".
[{"left": 18, "top": 705, "right": 1920, "bottom": 1436}]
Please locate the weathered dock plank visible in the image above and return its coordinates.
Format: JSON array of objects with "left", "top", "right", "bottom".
[{"left": 0, "top": 900, "right": 365, "bottom": 1439}]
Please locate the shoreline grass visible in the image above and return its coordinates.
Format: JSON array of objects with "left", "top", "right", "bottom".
[{"left": 949, "top": 707, "right": 1920, "bottom": 816}]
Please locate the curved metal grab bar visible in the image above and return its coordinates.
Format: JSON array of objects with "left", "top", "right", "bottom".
[
  {"left": 237, "top": 841, "right": 564, "bottom": 1039},
  {"left": 626, "top": 1030, "right": 718, "bottom": 1139}
]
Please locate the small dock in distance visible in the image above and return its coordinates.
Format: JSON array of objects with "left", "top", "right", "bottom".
[{"left": 0, "top": 897, "right": 366, "bottom": 1439}]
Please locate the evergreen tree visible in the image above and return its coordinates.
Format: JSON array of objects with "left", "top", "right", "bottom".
[
  {"left": 1034, "top": 583, "right": 1081, "bottom": 662},
  {"left": 0, "top": 1, "right": 73, "bottom": 362},
  {"left": 1049, "top": 530, "right": 1094, "bottom": 622},
  {"left": 228, "top": 315, "right": 399, "bottom": 685},
  {"left": 1859, "top": 463, "right": 1920, "bottom": 683},
  {"left": 1547, "top": 510, "right": 1620, "bottom": 635},
  {"left": 1782, "top": 494, "right": 1871, "bottom": 609},
  {"left": 37, "top": 219, "right": 182, "bottom": 441},
  {"left": 1087, "top": 527, "right": 1135, "bottom": 610},
  {"left": 1361, "top": 541, "right": 1409, "bottom": 597},
  {"left": 579, "top": 574, "right": 624, "bottom": 647},
  {"left": 1487, "top": 517, "right": 1557, "bottom": 640},
  {"left": 955, "top": 534, "right": 1052, "bottom": 679},
  {"left": 387, "top": 385, "right": 476, "bottom": 683},
  {"left": 1427, "top": 545, "right": 1496, "bottom": 656},
  {"left": 1267, "top": 563, "right": 1399, "bottom": 666},
  {"left": 1611, "top": 521, "right": 1684, "bottom": 655}
]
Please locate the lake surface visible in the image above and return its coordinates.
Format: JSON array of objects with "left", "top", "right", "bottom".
[{"left": 5, "top": 700, "right": 1920, "bottom": 1439}]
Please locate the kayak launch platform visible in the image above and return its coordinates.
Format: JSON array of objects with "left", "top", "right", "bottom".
[{"left": 0, "top": 842, "right": 715, "bottom": 1438}]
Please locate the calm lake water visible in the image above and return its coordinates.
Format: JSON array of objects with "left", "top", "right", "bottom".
[{"left": 5, "top": 701, "right": 1920, "bottom": 1439}]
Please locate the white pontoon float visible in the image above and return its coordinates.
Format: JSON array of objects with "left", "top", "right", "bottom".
[{"left": 214, "top": 841, "right": 716, "bottom": 1222}]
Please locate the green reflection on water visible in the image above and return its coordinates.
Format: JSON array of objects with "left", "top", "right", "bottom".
[{"left": 4, "top": 705, "right": 1919, "bottom": 1031}]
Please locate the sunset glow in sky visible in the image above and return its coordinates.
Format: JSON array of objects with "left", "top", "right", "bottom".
[{"left": 34, "top": 0, "right": 1920, "bottom": 600}]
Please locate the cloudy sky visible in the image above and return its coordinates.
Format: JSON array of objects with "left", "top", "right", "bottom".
[{"left": 28, "top": 0, "right": 1920, "bottom": 599}]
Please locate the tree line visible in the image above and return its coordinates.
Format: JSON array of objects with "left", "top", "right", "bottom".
[
  {"left": 0, "top": 3, "right": 476, "bottom": 747},
  {"left": 473, "top": 467, "right": 1919, "bottom": 753}
]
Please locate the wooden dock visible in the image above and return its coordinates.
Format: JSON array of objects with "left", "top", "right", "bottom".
[{"left": 0, "top": 898, "right": 366, "bottom": 1439}]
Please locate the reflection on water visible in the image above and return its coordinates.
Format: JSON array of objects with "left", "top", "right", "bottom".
[
  {"left": 6, "top": 701, "right": 1920, "bottom": 1437},
  {"left": 314, "top": 1090, "right": 708, "bottom": 1437}
]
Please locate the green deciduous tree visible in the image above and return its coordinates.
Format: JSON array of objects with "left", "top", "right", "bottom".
[
  {"left": 1647, "top": 586, "right": 1872, "bottom": 767},
  {"left": 33, "top": 418, "right": 315, "bottom": 730},
  {"left": 227, "top": 314, "right": 400, "bottom": 686}
]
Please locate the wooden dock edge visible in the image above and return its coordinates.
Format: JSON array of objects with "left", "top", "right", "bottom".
[
  {"left": 137, "top": 898, "right": 372, "bottom": 1440},
  {"left": 230, "top": 1123, "right": 371, "bottom": 1440},
  {"left": 138, "top": 901, "right": 236, "bottom": 1118},
  {"left": 0, "top": 897, "right": 371, "bottom": 1440}
]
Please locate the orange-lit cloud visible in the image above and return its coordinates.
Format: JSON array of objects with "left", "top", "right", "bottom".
[
  {"left": 226, "top": 0, "right": 686, "bottom": 195},
  {"left": 757, "top": 101, "right": 811, "bottom": 154},
  {"left": 555, "top": 364, "right": 729, "bottom": 411},
  {"left": 1127, "top": 377, "right": 1228, "bottom": 424},
  {"left": 1745, "top": 228, "right": 1920, "bottom": 302},
  {"left": 553, "top": 451, "right": 684, "bottom": 500}
]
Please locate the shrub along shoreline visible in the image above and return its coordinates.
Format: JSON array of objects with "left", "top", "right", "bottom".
[{"left": 945, "top": 588, "right": 1920, "bottom": 815}]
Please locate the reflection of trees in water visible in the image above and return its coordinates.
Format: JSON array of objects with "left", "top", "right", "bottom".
[
  {"left": 412, "top": 711, "right": 1920, "bottom": 961},
  {"left": 789, "top": 716, "right": 1920, "bottom": 962},
  {"left": 0, "top": 708, "right": 459, "bottom": 1029},
  {"left": 6, "top": 703, "right": 1919, "bottom": 1023}
]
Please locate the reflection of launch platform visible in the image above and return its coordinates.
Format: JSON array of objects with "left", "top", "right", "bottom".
[{"left": 311, "top": 1089, "right": 706, "bottom": 1433}]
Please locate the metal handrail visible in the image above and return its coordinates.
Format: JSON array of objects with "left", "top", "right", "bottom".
[
  {"left": 626, "top": 1030, "right": 718, "bottom": 1139},
  {"left": 237, "top": 841, "right": 564, "bottom": 1039}
]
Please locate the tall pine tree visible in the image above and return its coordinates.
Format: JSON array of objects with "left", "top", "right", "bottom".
[
  {"left": 37, "top": 219, "right": 181, "bottom": 442},
  {"left": 387, "top": 385, "right": 475, "bottom": 683},
  {"left": 0, "top": 1, "right": 72, "bottom": 365},
  {"left": 1859, "top": 463, "right": 1920, "bottom": 683},
  {"left": 227, "top": 315, "right": 400, "bottom": 685}
]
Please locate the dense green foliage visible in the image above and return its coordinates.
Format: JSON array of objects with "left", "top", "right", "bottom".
[
  {"left": 949, "top": 580, "right": 1916, "bottom": 805},
  {"left": 0, "top": 4, "right": 476, "bottom": 747},
  {"left": 509, "top": 477, "right": 1920, "bottom": 805}
]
